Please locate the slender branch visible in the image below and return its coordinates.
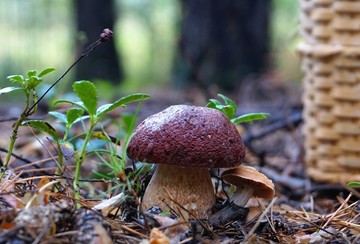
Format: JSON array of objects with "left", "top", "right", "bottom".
[{"left": 26, "top": 28, "right": 113, "bottom": 116}]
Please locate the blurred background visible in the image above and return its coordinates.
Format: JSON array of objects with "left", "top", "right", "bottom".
[{"left": 0, "top": 0, "right": 300, "bottom": 103}]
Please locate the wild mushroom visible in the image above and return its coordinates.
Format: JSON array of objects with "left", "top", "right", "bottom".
[
  {"left": 221, "top": 165, "right": 275, "bottom": 207},
  {"left": 127, "top": 105, "right": 245, "bottom": 218}
]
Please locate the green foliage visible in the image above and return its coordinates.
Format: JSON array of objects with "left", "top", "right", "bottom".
[
  {"left": 348, "top": 182, "right": 360, "bottom": 188},
  {"left": 0, "top": 68, "right": 56, "bottom": 178},
  {"left": 22, "top": 120, "right": 59, "bottom": 141},
  {"left": 50, "top": 80, "right": 150, "bottom": 205},
  {"left": 206, "top": 94, "right": 270, "bottom": 124}
]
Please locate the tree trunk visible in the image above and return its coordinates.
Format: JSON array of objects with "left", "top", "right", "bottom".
[
  {"left": 172, "top": 0, "right": 271, "bottom": 91},
  {"left": 74, "top": 0, "right": 123, "bottom": 84}
]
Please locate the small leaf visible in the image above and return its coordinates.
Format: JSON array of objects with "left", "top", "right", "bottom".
[
  {"left": 218, "top": 94, "right": 237, "bottom": 117},
  {"left": 206, "top": 101, "right": 217, "bottom": 109},
  {"left": 54, "top": 99, "right": 86, "bottom": 111},
  {"left": 231, "top": 113, "right": 270, "bottom": 124},
  {"left": 73, "top": 115, "right": 90, "bottom": 124},
  {"left": 28, "top": 76, "right": 42, "bottom": 88},
  {"left": 0, "top": 87, "right": 24, "bottom": 95},
  {"left": 22, "top": 120, "right": 58, "bottom": 140},
  {"left": 49, "top": 111, "right": 68, "bottom": 124},
  {"left": 348, "top": 181, "right": 360, "bottom": 187},
  {"left": 38, "top": 67, "right": 56, "bottom": 77},
  {"left": 73, "top": 80, "right": 98, "bottom": 116},
  {"left": 7, "top": 75, "right": 24, "bottom": 84},
  {"left": 66, "top": 108, "right": 84, "bottom": 125},
  {"left": 26, "top": 70, "right": 37, "bottom": 78},
  {"left": 218, "top": 105, "right": 236, "bottom": 119},
  {"left": 208, "top": 99, "right": 222, "bottom": 106},
  {"left": 96, "top": 93, "right": 150, "bottom": 119}
]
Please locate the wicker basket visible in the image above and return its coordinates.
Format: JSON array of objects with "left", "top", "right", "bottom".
[
  {"left": 299, "top": 0, "right": 360, "bottom": 183},
  {"left": 299, "top": 43, "right": 360, "bottom": 183},
  {"left": 300, "top": 0, "right": 360, "bottom": 45}
]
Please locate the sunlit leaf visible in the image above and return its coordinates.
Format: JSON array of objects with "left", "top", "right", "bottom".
[
  {"left": 38, "top": 67, "right": 56, "bottom": 77},
  {"left": 96, "top": 93, "right": 150, "bottom": 119},
  {"left": 218, "top": 93, "right": 237, "bottom": 117},
  {"left": 26, "top": 70, "right": 37, "bottom": 78},
  {"left": 73, "top": 80, "right": 97, "bottom": 116},
  {"left": 208, "top": 99, "right": 222, "bottom": 106},
  {"left": 54, "top": 99, "right": 86, "bottom": 111},
  {"left": 231, "top": 113, "right": 270, "bottom": 124},
  {"left": 0, "top": 87, "right": 24, "bottom": 95},
  {"left": 7, "top": 75, "right": 24, "bottom": 84},
  {"left": 28, "top": 76, "right": 42, "bottom": 88},
  {"left": 66, "top": 108, "right": 84, "bottom": 125}
]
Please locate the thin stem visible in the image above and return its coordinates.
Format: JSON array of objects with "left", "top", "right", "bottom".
[
  {"left": 0, "top": 90, "right": 31, "bottom": 179},
  {"left": 26, "top": 39, "right": 102, "bottom": 116},
  {"left": 231, "top": 186, "right": 254, "bottom": 207},
  {"left": 73, "top": 117, "right": 96, "bottom": 208}
]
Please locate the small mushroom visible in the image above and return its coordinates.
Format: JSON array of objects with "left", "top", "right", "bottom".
[
  {"left": 127, "top": 105, "right": 245, "bottom": 218},
  {"left": 221, "top": 166, "right": 275, "bottom": 207}
]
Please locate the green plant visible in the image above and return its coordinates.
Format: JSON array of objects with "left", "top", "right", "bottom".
[
  {"left": 0, "top": 67, "right": 56, "bottom": 178},
  {"left": 206, "top": 94, "right": 270, "bottom": 124},
  {"left": 348, "top": 182, "right": 360, "bottom": 188},
  {"left": 52, "top": 80, "right": 149, "bottom": 206}
]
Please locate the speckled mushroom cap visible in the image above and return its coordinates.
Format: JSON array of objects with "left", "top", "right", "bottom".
[{"left": 127, "top": 105, "right": 245, "bottom": 168}]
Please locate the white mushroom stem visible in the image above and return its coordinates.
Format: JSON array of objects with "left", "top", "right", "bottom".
[
  {"left": 142, "top": 164, "right": 215, "bottom": 219},
  {"left": 230, "top": 185, "right": 254, "bottom": 207}
]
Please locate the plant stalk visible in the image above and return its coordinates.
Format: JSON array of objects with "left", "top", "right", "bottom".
[
  {"left": 73, "top": 119, "right": 96, "bottom": 208},
  {"left": 0, "top": 91, "right": 31, "bottom": 179}
]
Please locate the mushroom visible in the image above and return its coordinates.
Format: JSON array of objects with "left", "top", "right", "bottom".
[
  {"left": 221, "top": 166, "right": 275, "bottom": 207},
  {"left": 127, "top": 105, "right": 245, "bottom": 218}
]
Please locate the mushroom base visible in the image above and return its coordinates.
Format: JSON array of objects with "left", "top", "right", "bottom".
[
  {"left": 231, "top": 185, "right": 254, "bottom": 207},
  {"left": 141, "top": 164, "right": 215, "bottom": 219}
]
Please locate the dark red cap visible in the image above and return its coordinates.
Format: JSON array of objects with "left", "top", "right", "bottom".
[{"left": 127, "top": 105, "right": 245, "bottom": 168}]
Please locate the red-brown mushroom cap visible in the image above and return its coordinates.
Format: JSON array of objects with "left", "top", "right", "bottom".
[
  {"left": 221, "top": 166, "right": 275, "bottom": 200},
  {"left": 127, "top": 105, "right": 245, "bottom": 168}
]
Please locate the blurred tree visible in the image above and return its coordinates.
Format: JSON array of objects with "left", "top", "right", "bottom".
[
  {"left": 172, "top": 0, "right": 271, "bottom": 91},
  {"left": 74, "top": 0, "right": 123, "bottom": 84}
]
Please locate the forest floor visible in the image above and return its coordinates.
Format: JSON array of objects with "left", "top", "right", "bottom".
[{"left": 0, "top": 81, "right": 359, "bottom": 243}]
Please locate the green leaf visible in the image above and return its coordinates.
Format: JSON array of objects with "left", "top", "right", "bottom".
[
  {"left": 348, "top": 181, "right": 360, "bottom": 187},
  {"left": 218, "top": 105, "right": 236, "bottom": 119},
  {"left": 7, "top": 75, "right": 24, "bottom": 84},
  {"left": 218, "top": 94, "right": 237, "bottom": 116},
  {"left": 54, "top": 99, "right": 86, "bottom": 111},
  {"left": 28, "top": 76, "right": 42, "bottom": 89},
  {"left": 66, "top": 108, "right": 84, "bottom": 125},
  {"left": 38, "top": 67, "right": 56, "bottom": 77},
  {"left": 231, "top": 112, "right": 270, "bottom": 124},
  {"left": 73, "top": 81, "right": 98, "bottom": 116},
  {"left": 208, "top": 98, "right": 223, "bottom": 106},
  {"left": 96, "top": 93, "right": 150, "bottom": 119},
  {"left": 22, "top": 120, "right": 58, "bottom": 140},
  {"left": 26, "top": 70, "right": 37, "bottom": 78},
  {"left": 0, "top": 87, "right": 24, "bottom": 95},
  {"left": 205, "top": 101, "right": 217, "bottom": 109},
  {"left": 49, "top": 111, "right": 68, "bottom": 124}
]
